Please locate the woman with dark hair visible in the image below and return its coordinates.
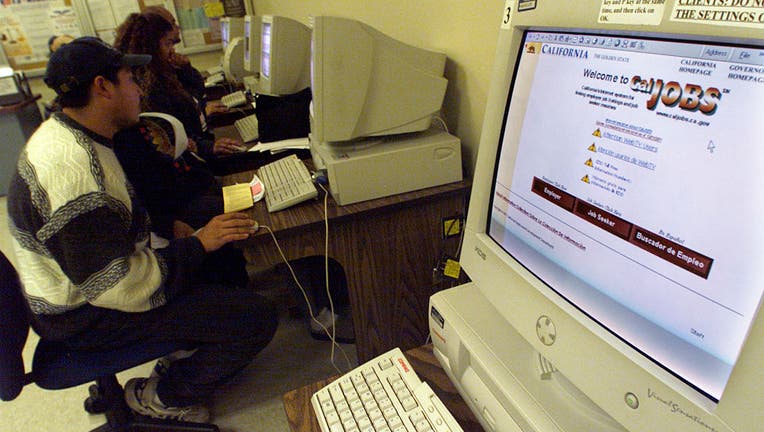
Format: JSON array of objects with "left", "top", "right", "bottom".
[
  {"left": 113, "top": 12, "right": 353, "bottom": 341},
  {"left": 112, "top": 13, "right": 249, "bottom": 288},
  {"left": 114, "top": 12, "right": 244, "bottom": 161},
  {"left": 140, "top": 6, "right": 229, "bottom": 117}
]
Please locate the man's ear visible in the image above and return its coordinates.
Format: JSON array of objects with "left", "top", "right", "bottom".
[{"left": 91, "top": 75, "right": 115, "bottom": 99}]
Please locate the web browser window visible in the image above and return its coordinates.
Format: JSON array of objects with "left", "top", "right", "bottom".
[{"left": 489, "top": 30, "right": 764, "bottom": 400}]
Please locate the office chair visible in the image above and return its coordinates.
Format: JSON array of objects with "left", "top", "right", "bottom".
[{"left": 0, "top": 250, "right": 220, "bottom": 431}]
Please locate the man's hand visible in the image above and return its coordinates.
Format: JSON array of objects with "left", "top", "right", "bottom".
[
  {"left": 195, "top": 213, "right": 258, "bottom": 252},
  {"left": 213, "top": 136, "right": 246, "bottom": 155}
]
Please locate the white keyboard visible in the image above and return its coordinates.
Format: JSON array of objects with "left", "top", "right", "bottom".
[
  {"left": 234, "top": 114, "right": 259, "bottom": 142},
  {"left": 221, "top": 90, "right": 248, "bottom": 108},
  {"left": 206, "top": 65, "right": 223, "bottom": 75},
  {"left": 311, "top": 347, "right": 464, "bottom": 432},
  {"left": 204, "top": 72, "right": 224, "bottom": 87},
  {"left": 257, "top": 154, "right": 318, "bottom": 212}
]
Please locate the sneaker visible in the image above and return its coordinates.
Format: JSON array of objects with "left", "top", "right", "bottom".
[
  {"left": 310, "top": 307, "right": 355, "bottom": 344},
  {"left": 310, "top": 307, "right": 339, "bottom": 333},
  {"left": 150, "top": 349, "right": 196, "bottom": 378},
  {"left": 124, "top": 377, "right": 210, "bottom": 423}
]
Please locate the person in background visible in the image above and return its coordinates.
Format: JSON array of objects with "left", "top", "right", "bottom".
[
  {"left": 47, "top": 34, "right": 74, "bottom": 54},
  {"left": 141, "top": 5, "right": 229, "bottom": 117},
  {"left": 7, "top": 37, "right": 277, "bottom": 423},
  {"left": 114, "top": 12, "right": 244, "bottom": 162},
  {"left": 114, "top": 9, "right": 353, "bottom": 340}
]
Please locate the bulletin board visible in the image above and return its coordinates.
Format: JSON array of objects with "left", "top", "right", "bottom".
[
  {"left": 171, "top": 0, "right": 224, "bottom": 49},
  {"left": 0, "top": 0, "right": 84, "bottom": 71},
  {"left": 84, "top": 0, "right": 242, "bottom": 51},
  {"left": 0, "top": 0, "right": 247, "bottom": 73}
]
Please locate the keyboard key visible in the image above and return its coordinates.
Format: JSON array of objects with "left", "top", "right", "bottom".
[
  {"left": 400, "top": 395, "right": 417, "bottom": 412},
  {"left": 310, "top": 348, "right": 464, "bottom": 432},
  {"left": 257, "top": 154, "right": 318, "bottom": 212},
  {"left": 324, "top": 410, "right": 340, "bottom": 426}
]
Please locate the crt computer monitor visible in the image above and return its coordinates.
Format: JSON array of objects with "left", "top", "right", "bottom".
[
  {"left": 436, "top": 1, "right": 764, "bottom": 431},
  {"left": 310, "top": 16, "right": 448, "bottom": 143},
  {"left": 243, "top": 15, "right": 261, "bottom": 74},
  {"left": 258, "top": 15, "right": 311, "bottom": 96}
]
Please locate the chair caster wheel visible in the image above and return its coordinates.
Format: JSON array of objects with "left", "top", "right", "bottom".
[{"left": 84, "top": 384, "right": 108, "bottom": 414}]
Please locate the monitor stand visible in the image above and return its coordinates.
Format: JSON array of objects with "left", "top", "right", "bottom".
[{"left": 310, "top": 127, "right": 463, "bottom": 205}]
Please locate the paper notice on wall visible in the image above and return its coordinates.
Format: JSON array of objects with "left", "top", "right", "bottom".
[
  {"left": 599, "top": 0, "right": 666, "bottom": 25},
  {"left": 671, "top": 1, "right": 764, "bottom": 28},
  {"left": 87, "top": 0, "right": 116, "bottom": 30},
  {"left": 97, "top": 29, "right": 115, "bottom": 45},
  {"left": 110, "top": 0, "right": 140, "bottom": 29},
  {"left": 0, "top": 1, "right": 83, "bottom": 70},
  {"left": 180, "top": 28, "right": 206, "bottom": 46},
  {"left": 202, "top": 1, "right": 224, "bottom": 18},
  {"left": 49, "top": 6, "right": 82, "bottom": 36}
]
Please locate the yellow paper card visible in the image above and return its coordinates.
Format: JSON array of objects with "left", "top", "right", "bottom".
[
  {"left": 203, "top": 2, "right": 225, "bottom": 18},
  {"left": 222, "top": 183, "right": 253, "bottom": 213}
]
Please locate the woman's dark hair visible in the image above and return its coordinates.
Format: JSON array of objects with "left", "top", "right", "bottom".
[{"left": 113, "top": 13, "right": 196, "bottom": 112}]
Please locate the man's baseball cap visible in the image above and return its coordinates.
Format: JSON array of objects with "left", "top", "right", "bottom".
[{"left": 44, "top": 36, "right": 151, "bottom": 96}]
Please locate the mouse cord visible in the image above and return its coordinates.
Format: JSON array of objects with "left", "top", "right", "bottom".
[
  {"left": 259, "top": 199, "right": 352, "bottom": 373},
  {"left": 317, "top": 183, "right": 346, "bottom": 372}
]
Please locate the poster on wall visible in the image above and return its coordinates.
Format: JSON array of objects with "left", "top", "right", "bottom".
[
  {"left": 0, "top": 0, "right": 83, "bottom": 70},
  {"left": 174, "top": 0, "right": 221, "bottom": 46}
]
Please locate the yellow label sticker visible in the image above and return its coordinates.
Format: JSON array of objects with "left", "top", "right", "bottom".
[
  {"left": 443, "top": 259, "right": 461, "bottom": 279},
  {"left": 222, "top": 183, "right": 254, "bottom": 213}
]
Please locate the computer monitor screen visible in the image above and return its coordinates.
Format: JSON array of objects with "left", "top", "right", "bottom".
[
  {"left": 258, "top": 15, "right": 310, "bottom": 96},
  {"left": 220, "top": 17, "right": 244, "bottom": 51},
  {"left": 497, "top": 28, "right": 763, "bottom": 402},
  {"left": 310, "top": 16, "right": 448, "bottom": 143},
  {"left": 436, "top": 3, "right": 764, "bottom": 432},
  {"left": 243, "top": 15, "right": 261, "bottom": 73},
  {"left": 221, "top": 18, "right": 231, "bottom": 50},
  {"left": 260, "top": 20, "right": 271, "bottom": 79}
]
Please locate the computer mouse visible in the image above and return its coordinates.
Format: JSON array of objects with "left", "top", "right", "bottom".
[
  {"left": 250, "top": 174, "right": 265, "bottom": 202},
  {"left": 250, "top": 220, "right": 259, "bottom": 233}
]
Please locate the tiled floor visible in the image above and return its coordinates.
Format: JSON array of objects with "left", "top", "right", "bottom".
[{"left": 0, "top": 197, "right": 358, "bottom": 432}]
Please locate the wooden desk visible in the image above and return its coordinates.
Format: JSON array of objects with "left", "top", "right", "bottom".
[
  {"left": 224, "top": 169, "right": 469, "bottom": 362},
  {"left": 282, "top": 344, "right": 483, "bottom": 432}
]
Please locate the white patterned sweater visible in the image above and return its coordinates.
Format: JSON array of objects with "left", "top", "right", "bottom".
[{"left": 7, "top": 113, "right": 205, "bottom": 337}]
